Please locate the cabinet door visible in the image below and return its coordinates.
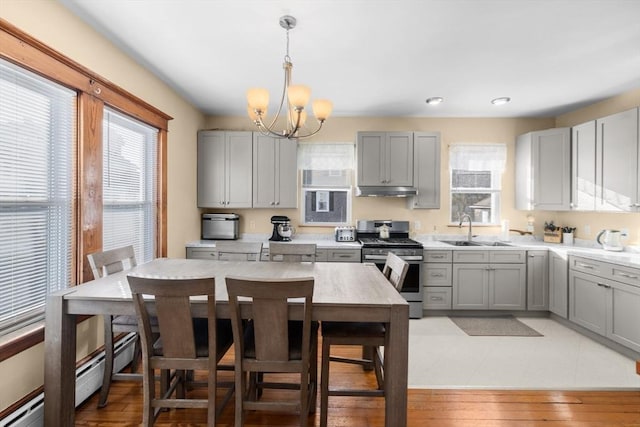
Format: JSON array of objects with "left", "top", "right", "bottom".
[
  {"left": 386, "top": 132, "right": 414, "bottom": 186},
  {"left": 532, "top": 128, "right": 571, "bottom": 210},
  {"left": 357, "top": 132, "right": 386, "bottom": 186},
  {"left": 197, "top": 131, "right": 226, "bottom": 208},
  {"left": 596, "top": 108, "right": 639, "bottom": 211},
  {"left": 226, "top": 132, "right": 253, "bottom": 208},
  {"left": 410, "top": 132, "right": 440, "bottom": 208},
  {"left": 608, "top": 280, "right": 640, "bottom": 353},
  {"left": 452, "top": 264, "right": 489, "bottom": 309},
  {"left": 275, "top": 138, "right": 298, "bottom": 208},
  {"left": 569, "top": 270, "right": 607, "bottom": 335},
  {"left": 549, "top": 252, "right": 568, "bottom": 318},
  {"left": 527, "top": 250, "right": 549, "bottom": 311},
  {"left": 253, "top": 135, "right": 277, "bottom": 207},
  {"left": 571, "top": 121, "right": 597, "bottom": 210},
  {"left": 490, "top": 264, "right": 526, "bottom": 310}
]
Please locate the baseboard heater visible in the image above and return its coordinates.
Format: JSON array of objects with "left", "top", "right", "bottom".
[{"left": 0, "top": 333, "right": 136, "bottom": 427}]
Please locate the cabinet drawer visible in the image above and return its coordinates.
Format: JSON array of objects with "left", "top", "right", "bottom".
[
  {"left": 424, "top": 287, "right": 452, "bottom": 309},
  {"left": 326, "top": 249, "right": 360, "bottom": 262},
  {"left": 424, "top": 264, "right": 452, "bottom": 286},
  {"left": 610, "top": 265, "right": 640, "bottom": 287},
  {"left": 489, "top": 250, "right": 526, "bottom": 263},
  {"left": 424, "top": 250, "right": 452, "bottom": 263},
  {"left": 186, "top": 247, "right": 217, "bottom": 259},
  {"left": 570, "top": 256, "right": 608, "bottom": 277},
  {"left": 315, "top": 249, "right": 328, "bottom": 262},
  {"left": 453, "top": 250, "right": 489, "bottom": 263}
]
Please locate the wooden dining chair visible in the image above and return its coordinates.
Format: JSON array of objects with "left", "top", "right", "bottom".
[
  {"left": 127, "top": 275, "right": 234, "bottom": 426},
  {"left": 215, "top": 241, "right": 263, "bottom": 261},
  {"left": 226, "top": 276, "right": 317, "bottom": 427},
  {"left": 87, "top": 245, "right": 156, "bottom": 408},
  {"left": 319, "top": 252, "right": 409, "bottom": 427},
  {"left": 268, "top": 242, "right": 317, "bottom": 262}
]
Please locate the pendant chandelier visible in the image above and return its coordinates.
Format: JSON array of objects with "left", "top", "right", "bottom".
[{"left": 246, "top": 15, "right": 333, "bottom": 139}]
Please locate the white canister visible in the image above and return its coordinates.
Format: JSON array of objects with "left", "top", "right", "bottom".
[{"left": 563, "top": 233, "right": 574, "bottom": 245}]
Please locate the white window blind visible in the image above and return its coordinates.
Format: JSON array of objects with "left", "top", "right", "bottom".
[
  {"left": 102, "top": 108, "right": 157, "bottom": 263},
  {"left": 0, "top": 58, "right": 75, "bottom": 335}
]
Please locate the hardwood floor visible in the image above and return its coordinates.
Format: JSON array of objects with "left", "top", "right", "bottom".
[{"left": 75, "top": 346, "right": 640, "bottom": 426}]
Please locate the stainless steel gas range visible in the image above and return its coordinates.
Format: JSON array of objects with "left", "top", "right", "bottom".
[{"left": 357, "top": 220, "right": 423, "bottom": 318}]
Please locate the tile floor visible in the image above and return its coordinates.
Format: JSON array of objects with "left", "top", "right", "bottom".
[{"left": 408, "top": 316, "right": 640, "bottom": 389}]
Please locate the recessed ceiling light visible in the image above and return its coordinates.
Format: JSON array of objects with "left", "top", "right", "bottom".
[
  {"left": 491, "top": 97, "right": 511, "bottom": 105},
  {"left": 426, "top": 97, "right": 444, "bottom": 105}
]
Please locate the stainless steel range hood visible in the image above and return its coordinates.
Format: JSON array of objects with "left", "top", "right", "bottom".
[{"left": 356, "top": 186, "right": 418, "bottom": 197}]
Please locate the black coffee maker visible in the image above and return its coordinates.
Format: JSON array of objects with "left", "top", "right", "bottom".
[{"left": 270, "top": 215, "right": 292, "bottom": 241}]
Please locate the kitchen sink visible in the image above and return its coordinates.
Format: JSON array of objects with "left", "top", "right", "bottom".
[
  {"left": 438, "top": 240, "right": 483, "bottom": 246},
  {"left": 439, "top": 240, "right": 512, "bottom": 247},
  {"left": 475, "top": 241, "right": 513, "bottom": 247}
]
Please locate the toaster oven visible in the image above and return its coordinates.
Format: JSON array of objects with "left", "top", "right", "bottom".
[
  {"left": 202, "top": 213, "right": 239, "bottom": 240},
  {"left": 334, "top": 226, "right": 356, "bottom": 242}
]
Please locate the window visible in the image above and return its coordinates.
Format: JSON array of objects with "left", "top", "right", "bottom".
[
  {"left": 0, "top": 58, "right": 75, "bottom": 335},
  {"left": 103, "top": 108, "right": 157, "bottom": 264},
  {"left": 449, "top": 144, "right": 506, "bottom": 225},
  {"left": 298, "top": 144, "right": 354, "bottom": 225}
]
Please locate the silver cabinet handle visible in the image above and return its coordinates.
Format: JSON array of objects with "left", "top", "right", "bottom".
[
  {"left": 430, "top": 296, "right": 444, "bottom": 301},
  {"left": 577, "top": 263, "right": 595, "bottom": 269},
  {"left": 597, "top": 283, "right": 611, "bottom": 289},
  {"left": 619, "top": 273, "right": 638, "bottom": 279},
  {"left": 430, "top": 255, "right": 445, "bottom": 259},
  {"left": 430, "top": 273, "right": 444, "bottom": 277}
]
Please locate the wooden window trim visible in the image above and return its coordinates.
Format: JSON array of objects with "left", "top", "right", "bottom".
[{"left": 0, "top": 18, "right": 171, "bottom": 353}]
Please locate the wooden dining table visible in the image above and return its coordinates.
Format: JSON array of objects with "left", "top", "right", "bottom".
[{"left": 44, "top": 258, "right": 409, "bottom": 426}]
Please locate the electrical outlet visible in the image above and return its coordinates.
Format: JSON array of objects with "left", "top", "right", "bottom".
[
  {"left": 249, "top": 221, "right": 256, "bottom": 230},
  {"left": 584, "top": 224, "right": 591, "bottom": 236},
  {"left": 415, "top": 221, "right": 421, "bottom": 230}
]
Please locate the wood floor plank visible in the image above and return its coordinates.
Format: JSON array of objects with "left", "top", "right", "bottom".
[{"left": 74, "top": 345, "right": 640, "bottom": 426}]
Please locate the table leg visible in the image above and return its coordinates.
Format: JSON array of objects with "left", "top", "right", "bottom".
[
  {"left": 384, "top": 303, "right": 409, "bottom": 427},
  {"left": 44, "top": 291, "right": 77, "bottom": 426}
]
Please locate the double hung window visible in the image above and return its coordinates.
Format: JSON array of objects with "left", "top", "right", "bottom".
[
  {"left": 449, "top": 144, "right": 506, "bottom": 225},
  {"left": 102, "top": 108, "right": 157, "bottom": 264},
  {"left": 0, "top": 58, "right": 75, "bottom": 335},
  {"left": 298, "top": 144, "right": 354, "bottom": 225}
]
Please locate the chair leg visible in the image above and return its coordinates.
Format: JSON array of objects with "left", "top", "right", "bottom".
[
  {"left": 320, "top": 338, "right": 331, "bottom": 427},
  {"left": 309, "top": 334, "right": 318, "bottom": 414},
  {"left": 141, "top": 364, "right": 154, "bottom": 426},
  {"left": 362, "top": 345, "right": 375, "bottom": 371},
  {"left": 130, "top": 333, "right": 141, "bottom": 373},
  {"left": 98, "top": 315, "right": 114, "bottom": 408},
  {"left": 234, "top": 368, "right": 245, "bottom": 427},
  {"left": 373, "top": 346, "right": 384, "bottom": 390}
]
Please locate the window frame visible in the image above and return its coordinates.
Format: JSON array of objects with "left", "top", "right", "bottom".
[{"left": 0, "top": 19, "right": 171, "bottom": 359}]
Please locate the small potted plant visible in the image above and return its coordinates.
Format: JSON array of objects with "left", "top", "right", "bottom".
[
  {"left": 562, "top": 226, "right": 576, "bottom": 245},
  {"left": 543, "top": 221, "right": 562, "bottom": 243}
]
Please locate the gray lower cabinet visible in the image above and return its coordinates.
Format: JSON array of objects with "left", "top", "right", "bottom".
[
  {"left": 527, "top": 250, "right": 549, "bottom": 310},
  {"left": 569, "top": 255, "right": 640, "bottom": 353},
  {"left": 452, "top": 251, "right": 526, "bottom": 310},
  {"left": 423, "top": 250, "right": 452, "bottom": 309},
  {"left": 261, "top": 247, "right": 360, "bottom": 263},
  {"left": 549, "top": 251, "right": 569, "bottom": 318}
]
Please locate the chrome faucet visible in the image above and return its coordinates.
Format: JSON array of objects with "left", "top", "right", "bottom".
[{"left": 459, "top": 213, "right": 473, "bottom": 242}]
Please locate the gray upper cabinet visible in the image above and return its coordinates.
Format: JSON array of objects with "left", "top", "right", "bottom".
[
  {"left": 357, "top": 131, "right": 413, "bottom": 186},
  {"left": 515, "top": 128, "right": 571, "bottom": 210},
  {"left": 197, "top": 131, "right": 253, "bottom": 208},
  {"left": 595, "top": 108, "right": 640, "bottom": 212},
  {"left": 571, "top": 120, "right": 597, "bottom": 211},
  {"left": 252, "top": 135, "right": 297, "bottom": 208},
  {"left": 410, "top": 132, "right": 441, "bottom": 209}
]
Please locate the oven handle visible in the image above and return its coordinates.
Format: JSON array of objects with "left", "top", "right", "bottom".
[{"left": 363, "top": 254, "right": 423, "bottom": 262}]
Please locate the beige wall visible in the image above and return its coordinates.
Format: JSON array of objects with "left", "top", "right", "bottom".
[
  {"left": 205, "top": 116, "right": 555, "bottom": 238},
  {"left": 1, "top": 0, "right": 204, "bottom": 411}
]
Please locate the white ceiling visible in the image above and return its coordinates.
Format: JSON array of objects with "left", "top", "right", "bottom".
[{"left": 58, "top": 0, "right": 640, "bottom": 118}]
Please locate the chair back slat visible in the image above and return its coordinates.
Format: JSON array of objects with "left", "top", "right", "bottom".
[
  {"left": 155, "top": 296, "right": 197, "bottom": 358},
  {"left": 269, "top": 242, "right": 316, "bottom": 262},
  {"left": 252, "top": 297, "right": 290, "bottom": 361},
  {"left": 88, "top": 245, "right": 137, "bottom": 279},
  {"left": 382, "top": 252, "right": 409, "bottom": 291}
]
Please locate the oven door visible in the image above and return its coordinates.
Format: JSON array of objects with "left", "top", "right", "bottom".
[{"left": 363, "top": 254, "right": 422, "bottom": 294}]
